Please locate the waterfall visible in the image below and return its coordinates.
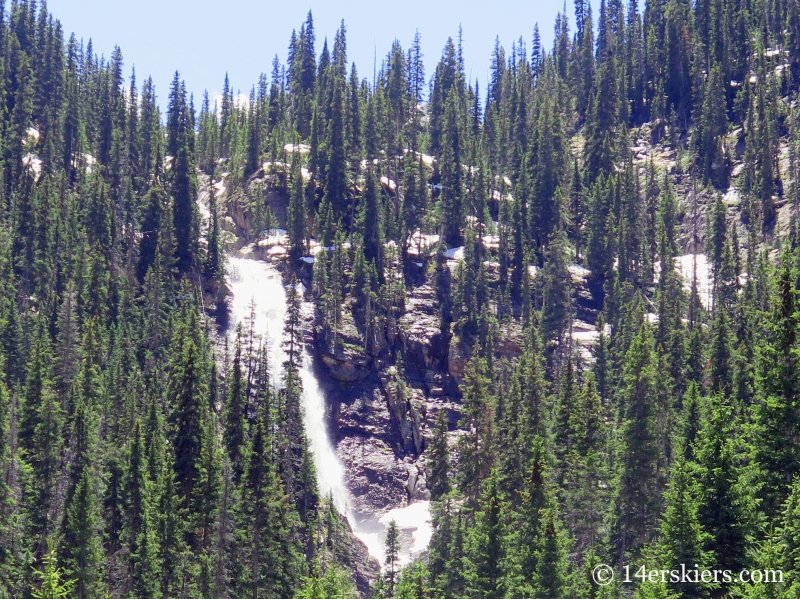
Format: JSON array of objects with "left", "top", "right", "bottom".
[
  {"left": 225, "top": 254, "right": 432, "bottom": 568},
  {"left": 225, "top": 256, "right": 352, "bottom": 515}
]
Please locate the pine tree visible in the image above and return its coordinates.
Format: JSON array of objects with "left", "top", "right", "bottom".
[
  {"left": 167, "top": 74, "right": 199, "bottom": 273},
  {"left": 695, "top": 400, "right": 752, "bottom": 582},
  {"left": 540, "top": 229, "right": 572, "bottom": 343},
  {"left": 612, "top": 322, "right": 662, "bottom": 562},
  {"left": 427, "top": 409, "right": 452, "bottom": 502},
  {"left": 288, "top": 162, "right": 308, "bottom": 260},
  {"left": 464, "top": 472, "right": 505, "bottom": 599},
  {"left": 61, "top": 469, "right": 104, "bottom": 598},
  {"left": 385, "top": 520, "right": 401, "bottom": 598},
  {"left": 532, "top": 509, "right": 570, "bottom": 599},
  {"left": 124, "top": 421, "right": 159, "bottom": 597},
  {"left": 693, "top": 63, "right": 728, "bottom": 185},
  {"left": 168, "top": 311, "right": 209, "bottom": 508},
  {"left": 224, "top": 324, "right": 247, "bottom": 481},
  {"left": 457, "top": 351, "right": 494, "bottom": 505},
  {"left": 31, "top": 541, "right": 74, "bottom": 599},
  {"left": 243, "top": 391, "right": 303, "bottom": 598},
  {"left": 439, "top": 87, "right": 465, "bottom": 247},
  {"left": 655, "top": 457, "right": 711, "bottom": 599},
  {"left": 754, "top": 252, "right": 800, "bottom": 515}
]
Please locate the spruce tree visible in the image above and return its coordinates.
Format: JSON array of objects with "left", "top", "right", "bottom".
[
  {"left": 385, "top": 520, "right": 401, "bottom": 598},
  {"left": 612, "top": 322, "right": 662, "bottom": 562},
  {"left": 464, "top": 472, "right": 505, "bottom": 599}
]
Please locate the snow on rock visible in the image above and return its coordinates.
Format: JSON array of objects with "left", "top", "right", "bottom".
[
  {"left": 380, "top": 176, "right": 397, "bottom": 191},
  {"left": 491, "top": 189, "right": 514, "bottom": 202},
  {"left": 675, "top": 254, "right": 712, "bottom": 309},
  {"left": 723, "top": 187, "right": 740, "bottom": 205},
  {"left": 284, "top": 143, "right": 310, "bottom": 154},
  {"left": 22, "top": 153, "right": 42, "bottom": 180},
  {"left": 482, "top": 234, "right": 500, "bottom": 250},
  {"left": 407, "top": 231, "right": 440, "bottom": 257},
  {"left": 259, "top": 229, "right": 288, "bottom": 247},
  {"left": 444, "top": 246, "right": 464, "bottom": 260},
  {"left": 403, "top": 148, "right": 435, "bottom": 166},
  {"left": 262, "top": 227, "right": 287, "bottom": 237},
  {"left": 568, "top": 263, "right": 591, "bottom": 282}
]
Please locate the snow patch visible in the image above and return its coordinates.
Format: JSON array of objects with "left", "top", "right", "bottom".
[
  {"left": 723, "top": 187, "right": 740, "bottom": 205},
  {"left": 284, "top": 143, "right": 310, "bottom": 154},
  {"left": 407, "top": 231, "right": 440, "bottom": 257},
  {"left": 444, "top": 246, "right": 464, "bottom": 260},
  {"left": 568, "top": 263, "right": 591, "bottom": 281},
  {"left": 259, "top": 229, "right": 289, "bottom": 247},
  {"left": 380, "top": 176, "right": 397, "bottom": 191},
  {"left": 22, "top": 153, "right": 42, "bottom": 180},
  {"left": 403, "top": 148, "right": 435, "bottom": 166}
]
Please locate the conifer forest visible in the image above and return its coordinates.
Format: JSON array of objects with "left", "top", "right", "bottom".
[{"left": 3, "top": 0, "right": 800, "bottom": 596}]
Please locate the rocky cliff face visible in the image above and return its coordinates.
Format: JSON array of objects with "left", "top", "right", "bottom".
[{"left": 220, "top": 165, "right": 603, "bottom": 520}]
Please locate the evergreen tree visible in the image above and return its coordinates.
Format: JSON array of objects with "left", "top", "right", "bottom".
[
  {"left": 754, "top": 253, "right": 800, "bottom": 515},
  {"left": 612, "top": 322, "right": 662, "bottom": 562},
  {"left": 427, "top": 409, "right": 452, "bottom": 502},
  {"left": 464, "top": 472, "right": 505, "bottom": 599},
  {"left": 385, "top": 520, "right": 401, "bottom": 598}
]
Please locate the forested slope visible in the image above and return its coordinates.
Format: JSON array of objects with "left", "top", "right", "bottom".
[{"left": 2, "top": 0, "right": 800, "bottom": 597}]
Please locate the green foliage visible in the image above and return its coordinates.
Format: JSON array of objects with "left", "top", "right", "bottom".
[
  {"left": 31, "top": 542, "right": 74, "bottom": 599},
  {"left": 0, "top": 1, "right": 797, "bottom": 597}
]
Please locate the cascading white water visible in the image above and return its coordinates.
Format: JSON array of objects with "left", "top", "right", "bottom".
[
  {"left": 225, "top": 254, "right": 432, "bottom": 568},
  {"left": 225, "top": 256, "right": 352, "bottom": 515}
]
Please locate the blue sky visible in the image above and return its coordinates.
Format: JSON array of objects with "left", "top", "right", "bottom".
[{"left": 45, "top": 0, "right": 567, "bottom": 108}]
